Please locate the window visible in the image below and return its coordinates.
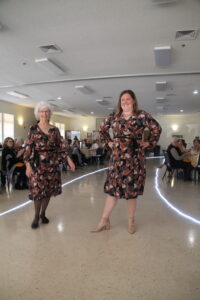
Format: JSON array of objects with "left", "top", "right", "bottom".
[
  {"left": 55, "top": 122, "right": 65, "bottom": 138},
  {"left": 0, "top": 113, "right": 2, "bottom": 143},
  {"left": 0, "top": 113, "right": 14, "bottom": 143}
]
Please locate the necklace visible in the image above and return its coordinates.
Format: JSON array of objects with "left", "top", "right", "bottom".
[{"left": 39, "top": 124, "right": 50, "bottom": 130}]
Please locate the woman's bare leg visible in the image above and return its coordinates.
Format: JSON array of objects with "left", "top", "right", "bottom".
[
  {"left": 127, "top": 198, "right": 137, "bottom": 234},
  {"left": 91, "top": 195, "right": 117, "bottom": 232}
]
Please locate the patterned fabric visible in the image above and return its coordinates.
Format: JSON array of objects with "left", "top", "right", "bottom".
[
  {"left": 24, "top": 124, "right": 68, "bottom": 201},
  {"left": 99, "top": 111, "right": 162, "bottom": 200}
]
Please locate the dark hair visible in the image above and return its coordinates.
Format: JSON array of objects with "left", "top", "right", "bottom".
[
  {"left": 115, "top": 90, "right": 139, "bottom": 117},
  {"left": 3, "top": 137, "right": 14, "bottom": 148}
]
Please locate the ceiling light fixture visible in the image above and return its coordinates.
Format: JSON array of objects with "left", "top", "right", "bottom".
[
  {"left": 57, "top": 97, "right": 62, "bottom": 100},
  {"left": 90, "top": 112, "right": 94, "bottom": 114},
  {"left": 7, "top": 91, "right": 29, "bottom": 99},
  {"left": 75, "top": 85, "right": 93, "bottom": 94},
  {"left": 180, "top": 109, "right": 184, "bottom": 113},
  {"left": 193, "top": 90, "right": 199, "bottom": 95},
  {"left": 35, "top": 58, "right": 65, "bottom": 75}
]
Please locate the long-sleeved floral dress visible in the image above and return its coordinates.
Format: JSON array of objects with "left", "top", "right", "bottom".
[
  {"left": 99, "top": 111, "right": 162, "bottom": 200},
  {"left": 24, "top": 124, "right": 68, "bottom": 201}
]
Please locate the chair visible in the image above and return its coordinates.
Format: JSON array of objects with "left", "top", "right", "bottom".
[
  {"left": 162, "top": 150, "right": 173, "bottom": 180},
  {"left": 192, "top": 154, "right": 200, "bottom": 183},
  {"left": 92, "top": 147, "right": 104, "bottom": 165},
  {"left": 162, "top": 150, "right": 183, "bottom": 181}
]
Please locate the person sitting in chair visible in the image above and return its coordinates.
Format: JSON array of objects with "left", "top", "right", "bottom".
[{"left": 167, "top": 138, "right": 192, "bottom": 181}]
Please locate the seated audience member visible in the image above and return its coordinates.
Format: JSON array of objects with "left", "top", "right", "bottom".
[
  {"left": 72, "top": 140, "right": 88, "bottom": 167},
  {"left": 1, "top": 137, "right": 27, "bottom": 189},
  {"left": 65, "top": 139, "right": 73, "bottom": 157},
  {"left": 167, "top": 138, "right": 193, "bottom": 181},
  {"left": 188, "top": 139, "right": 200, "bottom": 168},
  {"left": 15, "top": 137, "right": 25, "bottom": 161},
  {"left": 178, "top": 139, "right": 187, "bottom": 153},
  {"left": 190, "top": 139, "right": 200, "bottom": 154},
  {"left": 85, "top": 139, "right": 92, "bottom": 149},
  {"left": 91, "top": 139, "right": 99, "bottom": 155}
]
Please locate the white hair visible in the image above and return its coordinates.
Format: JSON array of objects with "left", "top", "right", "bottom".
[{"left": 34, "top": 101, "right": 53, "bottom": 121}]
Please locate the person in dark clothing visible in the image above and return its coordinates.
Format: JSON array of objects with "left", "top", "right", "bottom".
[
  {"left": 1, "top": 137, "right": 27, "bottom": 189},
  {"left": 167, "top": 139, "right": 192, "bottom": 180}
]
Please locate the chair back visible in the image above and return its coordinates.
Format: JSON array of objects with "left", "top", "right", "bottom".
[{"left": 163, "top": 150, "right": 172, "bottom": 170}]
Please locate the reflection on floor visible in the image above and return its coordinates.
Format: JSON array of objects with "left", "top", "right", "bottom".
[{"left": 0, "top": 158, "right": 200, "bottom": 300}]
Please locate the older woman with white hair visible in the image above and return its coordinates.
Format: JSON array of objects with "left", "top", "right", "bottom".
[{"left": 24, "top": 101, "right": 75, "bottom": 229}]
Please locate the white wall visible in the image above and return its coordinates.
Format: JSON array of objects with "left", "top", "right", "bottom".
[{"left": 155, "top": 113, "right": 200, "bottom": 150}]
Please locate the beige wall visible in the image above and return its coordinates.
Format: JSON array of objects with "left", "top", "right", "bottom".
[
  {"left": 68, "top": 116, "right": 97, "bottom": 139},
  {"left": 0, "top": 100, "right": 35, "bottom": 140},
  {"left": 1, "top": 100, "right": 199, "bottom": 149},
  {"left": 0, "top": 100, "right": 72, "bottom": 141},
  {"left": 51, "top": 114, "right": 70, "bottom": 129},
  {"left": 155, "top": 113, "right": 200, "bottom": 150}
]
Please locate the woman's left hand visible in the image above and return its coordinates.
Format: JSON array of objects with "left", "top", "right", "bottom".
[
  {"left": 140, "top": 141, "right": 150, "bottom": 148},
  {"left": 67, "top": 157, "right": 76, "bottom": 172}
]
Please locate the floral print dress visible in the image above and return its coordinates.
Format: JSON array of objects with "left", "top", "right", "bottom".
[
  {"left": 99, "top": 111, "right": 162, "bottom": 200},
  {"left": 24, "top": 125, "right": 68, "bottom": 201}
]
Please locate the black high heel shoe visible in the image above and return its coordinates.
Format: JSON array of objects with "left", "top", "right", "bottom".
[
  {"left": 40, "top": 214, "right": 49, "bottom": 224},
  {"left": 31, "top": 221, "right": 39, "bottom": 229}
]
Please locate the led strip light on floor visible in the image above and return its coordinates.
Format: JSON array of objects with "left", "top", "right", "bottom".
[
  {"left": 0, "top": 168, "right": 108, "bottom": 216},
  {"left": 1, "top": 163, "right": 200, "bottom": 226},
  {"left": 155, "top": 168, "right": 200, "bottom": 225}
]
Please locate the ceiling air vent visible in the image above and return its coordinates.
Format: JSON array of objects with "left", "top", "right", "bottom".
[
  {"left": 155, "top": 81, "right": 168, "bottom": 91},
  {"left": 39, "top": 44, "right": 62, "bottom": 54},
  {"left": 155, "top": 97, "right": 169, "bottom": 104},
  {"left": 96, "top": 99, "right": 109, "bottom": 106},
  {"left": 175, "top": 30, "right": 198, "bottom": 41}
]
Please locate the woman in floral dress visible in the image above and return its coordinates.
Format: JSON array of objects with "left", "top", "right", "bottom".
[
  {"left": 91, "top": 90, "right": 162, "bottom": 234},
  {"left": 24, "top": 102, "right": 75, "bottom": 229}
]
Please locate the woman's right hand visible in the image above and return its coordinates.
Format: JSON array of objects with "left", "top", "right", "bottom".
[{"left": 26, "top": 164, "right": 34, "bottom": 178}]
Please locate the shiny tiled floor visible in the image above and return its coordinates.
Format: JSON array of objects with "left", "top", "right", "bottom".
[{"left": 0, "top": 159, "right": 200, "bottom": 300}]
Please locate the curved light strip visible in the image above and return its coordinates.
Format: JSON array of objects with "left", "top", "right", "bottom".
[
  {"left": 1, "top": 164, "right": 199, "bottom": 226},
  {"left": 155, "top": 168, "right": 200, "bottom": 225},
  {"left": 0, "top": 168, "right": 108, "bottom": 217}
]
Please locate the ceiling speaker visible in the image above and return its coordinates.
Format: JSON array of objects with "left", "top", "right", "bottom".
[{"left": 154, "top": 46, "right": 172, "bottom": 67}]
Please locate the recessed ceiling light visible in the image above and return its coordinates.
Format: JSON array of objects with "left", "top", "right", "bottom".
[
  {"left": 57, "top": 97, "right": 62, "bottom": 100},
  {"left": 180, "top": 109, "right": 184, "bottom": 113},
  {"left": 7, "top": 91, "right": 29, "bottom": 99},
  {"left": 90, "top": 112, "right": 94, "bottom": 114},
  {"left": 35, "top": 58, "right": 65, "bottom": 75},
  {"left": 193, "top": 90, "right": 199, "bottom": 94}
]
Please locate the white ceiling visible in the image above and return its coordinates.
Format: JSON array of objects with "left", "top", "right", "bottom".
[{"left": 0, "top": 0, "right": 200, "bottom": 117}]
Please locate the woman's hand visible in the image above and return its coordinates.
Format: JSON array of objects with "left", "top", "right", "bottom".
[
  {"left": 25, "top": 163, "right": 34, "bottom": 178},
  {"left": 17, "top": 148, "right": 25, "bottom": 158},
  {"left": 140, "top": 141, "right": 150, "bottom": 148},
  {"left": 67, "top": 157, "right": 76, "bottom": 172},
  {"left": 108, "top": 141, "right": 113, "bottom": 148}
]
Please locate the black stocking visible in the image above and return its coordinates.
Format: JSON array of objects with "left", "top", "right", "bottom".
[
  {"left": 33, "top": 199, "right": 42, "bottom": 223},
  {"left": 41, "top": 198, "right": 50, "bottom": 217}
]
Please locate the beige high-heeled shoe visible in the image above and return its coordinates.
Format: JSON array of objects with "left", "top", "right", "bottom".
[
  {"left": 128, "top": 217, "right": 136, "bottom": 234},
  {"left": 90, "top": 218, "right": 110, "bottom": 233}
]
